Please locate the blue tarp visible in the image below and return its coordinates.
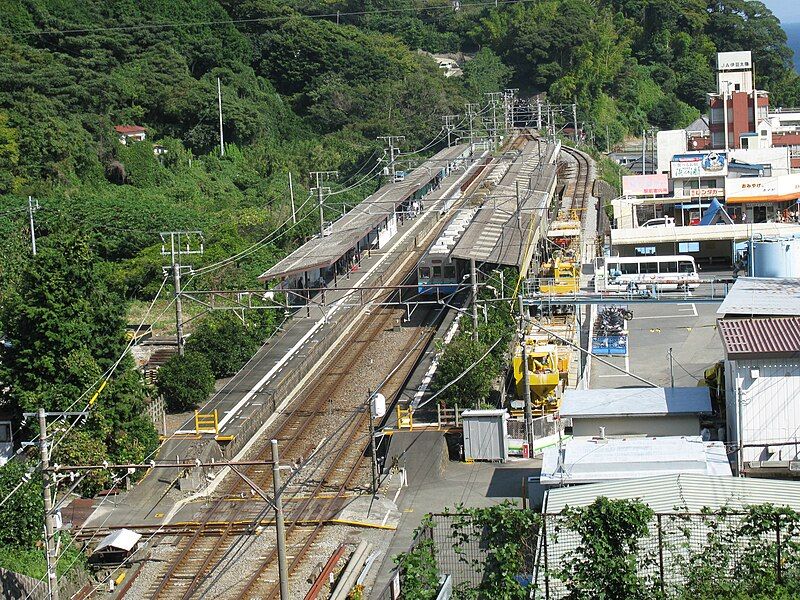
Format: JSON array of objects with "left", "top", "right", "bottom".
[{"left": 699, "top": 197, "right": 730, "bottom": 226}]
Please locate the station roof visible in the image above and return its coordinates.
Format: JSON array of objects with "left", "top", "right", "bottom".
[
  {"left": 610, "top": 223, "right": 800, "bottom": 246},
  {"left": 543, "top": 473, "right": 800, "bottom": 514},
  {"left": 718, "top": 316, "right": 800, "bottom": 358},
  {"left": 258, "top": 144, "right": 469, "bottom": 281},
  {"left": 717, "top": 277, "right": 800, "bottom": 317},
  {"left": 540, "top": 436, "right": 732, "bottom": 486},
  {"left": 450, "top": 140, "right": 558, "bottom": 269},
  {"left": 560, "top": 387, "right": 711, "bottom": 418}
]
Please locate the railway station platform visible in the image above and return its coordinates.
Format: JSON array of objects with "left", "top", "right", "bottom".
[
  {"left": 80, "top": 145, "right": 492, "bottom": 531},
  {"left": 451, "top": 139, "right": 559, "bottom": 275}
]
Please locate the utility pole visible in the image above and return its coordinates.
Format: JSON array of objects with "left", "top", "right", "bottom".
[
  {"left": 29, "top": 409, "right": 88, "bottom": 600},
  {"left": 27, "top": 196, "right": 39, "bottom": 256},
  {"left": 572, "top": 103, "right": 579, "bottom": 143},
  {"left": 504, "top": 89, "right": 518, "bottom": 134},
  {"left": 518, "top": 296, "right": 533, "bottom": 449},
  {"left": 377, "top": 136, "right": 405, "bottom": 178},
  {"left": 470, "top": 258, "right": 479, "bottom": 342},
  {"left": 465, "top": 103, "right": 479, "bottom": 150},
  {"left": 271, "top": 440, "right": 289, "bottom": 600},
  {"left": 288, "top": 172, "right": 296, "bottom": 224},
  {"left": 309, "top": 171, "right": 338, "bottom": 236},
  {"left": 217, "top": 77, "right": 225, "bottom": 157},
  {"left": 38, "top": 408, "right": 58, "bottom": 600},
  {"left": 367, "top": 392, "right": 379, "bottom": 496},
  {"left": 536, "top": 97, "right": 542, "bottom": 131},
  {"left": 485, "top": 92, "right": 502, "bottom": 150},
  {"left": 642, "top": 129, "right": 646, "bottom": 175},
  {"left": 669, "top": 348, "right": 675, "bottom": 388},
  {"left": 160, "top": 231, "right": 204, "bottom": 356},
  {"left": 442, "top": 115, "right": 459, "bottom": 147}
]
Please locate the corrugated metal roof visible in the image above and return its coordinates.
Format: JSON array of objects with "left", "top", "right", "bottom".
[
  {"left": 610, "top": 223, "right": 800, "bottom": 246},
  {"left": 543, "top": 473, "right": 800, "bottom": 513},
  {"left": 450, "top": 140, "right": 558, "bottom": 270},
  {"left": 258, "top": 144, "right": 470, "bottom": 281},
  {"left": 540, "top": 436, "right": 732, "bottom": 486},
  {"left": 560, "top": 387, "right": 711, "bottom": 418},
  {"left": 718, "top": 317, "right": 800, "bottom": 358},
  {"left": 717, "top": 277, "right": 800, "bottom": 317}
]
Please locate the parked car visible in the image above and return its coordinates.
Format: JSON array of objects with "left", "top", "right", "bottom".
[{"left": 640, "top": 217, "right": 675, "bottom": 228}]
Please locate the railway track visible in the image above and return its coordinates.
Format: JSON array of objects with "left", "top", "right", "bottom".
[{"left": 118, "top": 135, "right": 528, "bottom": 600}]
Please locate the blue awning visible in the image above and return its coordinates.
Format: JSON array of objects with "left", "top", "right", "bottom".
[{"left": 676, "top": 203, "right": 712, "bottom": 209}]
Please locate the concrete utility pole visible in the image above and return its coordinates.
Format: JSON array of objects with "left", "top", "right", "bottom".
[
  {"left": 28, "top": 409, "right": 88, "bottom": 600},
  {"left": 470, "top": 258, "right": 479, "bottom": 342},
  {"left": 271, "top": 440, "right": 289, "bottom": 600},
  {"left": 442, "top": 115, "right": 459, "bottom": 147},
  {"left": 518, "top": 296, "right": 533, "bottom": 449},
  {"left": 572, "top": 103, "right": 579, "bottom": 143},
  {"left": 465, "top": 103, "right": 480, "bottom": 150},
  {"left": 309, "top": 171, "right": 338, "bottom": 236},
  {"left": 160, "top": 231, "right": 204, "bottom": 356},
  {"left": 217, "top": 77, "right": 225, "bottom": 157},
  {"left": 536, "top": 97, "right": 543, "bottom": 131},
  {"left": 27, "top": 196, "right": 39, "bottom": 256},
  {"left": 377, "top": 136, "right": 405, "bottom": 178},
  {"left": 38, "top": 408, "right": 58, "bottom": 600},
  {"left": 485, "top": 92, "right": 502, "bottom": 150},
  {"left": 504, "top": 88, "right": 518, "bottom": 134},
  {"left": 288, "top": 172, "right": 296, "bottom": 224},
  {"left": 367, "top": 392, "right": 379, "bottom": 496},
  {"left": 641, "top": 129, "right": 647, "bottom": 175}
]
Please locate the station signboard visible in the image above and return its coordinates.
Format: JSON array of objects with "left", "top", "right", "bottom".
[
  {"left": 622, "top": 173, "right": 669, "bottom": 196},
  {"left": 670, "top": 152, "right": 728, "bottom": 178}
]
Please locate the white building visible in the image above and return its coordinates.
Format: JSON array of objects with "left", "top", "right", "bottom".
[
  {"left": 560, "top": 387, "right": 710, "bottom": 438},
  {"left": 718, "top": 315, "right": 800, "bottom": 474}
]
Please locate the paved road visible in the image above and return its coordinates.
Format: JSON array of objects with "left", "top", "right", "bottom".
[{"left": 589, "top": 299, "right": 722, "bottom": 388}]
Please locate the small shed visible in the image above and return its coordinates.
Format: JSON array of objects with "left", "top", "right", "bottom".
[
  {"left": 561, "top": 387, "right": 711, "bottom": 437},
  {"left": 91, "top": 528, "right": 142, "bottom": 564},
  {"left": 462, "top": 409, "right": 508, "bottom": 462}
]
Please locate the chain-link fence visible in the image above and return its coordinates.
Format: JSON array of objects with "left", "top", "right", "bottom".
[{"left": 373, "top": 509, "right": 800, "bottom": 599}]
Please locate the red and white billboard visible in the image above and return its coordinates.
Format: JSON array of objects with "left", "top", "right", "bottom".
[{"left": 622, "top": 174, "right": 669, "bottom": 197}]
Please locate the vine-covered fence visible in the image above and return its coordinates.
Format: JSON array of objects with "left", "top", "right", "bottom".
[{"left": 377, "top": 501, "right": 800, "bottom": 600}]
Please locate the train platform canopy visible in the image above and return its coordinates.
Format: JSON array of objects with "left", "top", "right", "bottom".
[
  {"left": 450, "top": 140, "right": 558, "bottom": 271},
  {"left": 539, "top": 436, "right": 732, "bottom": 487},
  {"left": 542, "top": 473, "right": 800, "bottom": 514},
  {"left": 610, "top": 222, "right": 800, "bottom": 247},
  {"left": 717, "top": 277, "right": 800, "bottom": 317},
  {"left": 258, "top": 143, "right": 469, "bottom": 282}
]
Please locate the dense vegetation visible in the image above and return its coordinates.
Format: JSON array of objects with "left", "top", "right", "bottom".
[{"left": 0, "top": 0, "right": 798, "bottom": 582}]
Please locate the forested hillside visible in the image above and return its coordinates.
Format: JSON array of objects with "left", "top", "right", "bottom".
[{"left": 0, "top": 0, "right": 798, "bottom": 577}]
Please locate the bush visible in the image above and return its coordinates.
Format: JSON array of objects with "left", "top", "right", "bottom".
[
  {"left": 187, "top": 312, "right": 261, "bottom": 378},
  {"left": 156, "top": 351, "right": 215, "bottom": 412}
]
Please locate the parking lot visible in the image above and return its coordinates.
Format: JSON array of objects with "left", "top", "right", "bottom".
[{"left": 589, "top": 300, "right": 723, "bottom": 388}]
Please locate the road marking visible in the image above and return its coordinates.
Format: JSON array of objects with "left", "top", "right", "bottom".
[{"left": 634, "top": 303, "right": 697, "bottom": 320}]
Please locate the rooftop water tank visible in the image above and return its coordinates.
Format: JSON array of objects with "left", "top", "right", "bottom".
[{"left": 751, "top": 238, "right": 800, "bottom": 277}]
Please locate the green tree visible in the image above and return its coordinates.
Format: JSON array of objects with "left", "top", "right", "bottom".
[
  {"left": 462, "top": 48, "right": 512, "bottom": 100},
  {"left": 187, "top": 312, "right": 262, "bottom": 378},
  {"left": 434, "top": 337, "right": 497, "bottom": 408},
  {"left": 0, "top": 111, "right": 21, "bottom": 193},
  {"left": 156, "top": 351, "right": 215, "bottom": 413},
  {"left": 0, "top": 460, "right": 43, "bottom": 549}
]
